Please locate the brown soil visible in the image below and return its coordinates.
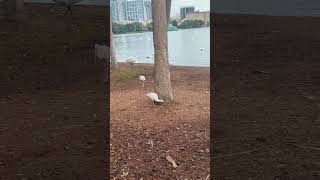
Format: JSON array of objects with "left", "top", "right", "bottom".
[
  {"left": 110, "top": 64, "right": 210, "bottom": 179},
  {"left": 0, "top": 3, "right": 108, "bottom": 180},
  {"left": 213, "top": 14, "right": 320, "bottom": 179}
]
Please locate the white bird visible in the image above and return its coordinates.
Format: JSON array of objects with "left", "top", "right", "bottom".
[
  {"left": 139, "top": 75, "right": 146, "bottom": 88},
  {"left": 52, "top": 0, "right": 83, "bottom": 14},
  {"left": 146, "top": 92, "right": 163, "bottom": 104},
  {"left": 139, "top": 75, "right": 146, "bottom": 81},
  {"left": 126, "top": 57, "right": 137, "bottom": 66}
]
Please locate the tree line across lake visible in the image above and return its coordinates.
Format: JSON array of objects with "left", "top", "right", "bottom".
[{"left": 112, "top": 20, "right": 207, "bottom": 34}]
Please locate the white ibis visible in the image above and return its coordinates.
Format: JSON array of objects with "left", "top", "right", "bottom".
[
  {"left": 146, "top": 92, "right": 163, "bottom": 105},
  {"left": 139, "top": 75, "right": 146, "bottom": 88},
  {"left": 125, "top": 57, "right": 137, "bottom": 68}
]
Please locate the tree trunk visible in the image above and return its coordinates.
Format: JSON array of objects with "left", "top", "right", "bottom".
[
  {"left": 151, "top": 0, "right": 171, "bottom": 77},
  {"left": 110, "top": 16, "right": 118, "bottom": 69},
  {"left": 152, "top": 0, "right": 173, "bottom": 102}
]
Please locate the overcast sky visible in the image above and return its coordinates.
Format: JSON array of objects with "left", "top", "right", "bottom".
[{"left": 170, "top": 0, "right": 210, "bottom": 17}]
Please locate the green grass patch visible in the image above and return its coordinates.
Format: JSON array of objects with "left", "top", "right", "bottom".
[{"left": 111, "top": 67, "right": 139, "bottom": 86}]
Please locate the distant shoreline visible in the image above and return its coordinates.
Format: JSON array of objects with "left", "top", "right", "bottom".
[
  {"left": 113, "top": 26, "right": 209, "bottom": 36},
  {"left": 116, "top": 62, "right": 210, "bottom": 68}
]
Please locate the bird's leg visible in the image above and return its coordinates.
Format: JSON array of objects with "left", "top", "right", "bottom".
[{"left": 142, "top": 81, "right": 144, "bottom": 88}]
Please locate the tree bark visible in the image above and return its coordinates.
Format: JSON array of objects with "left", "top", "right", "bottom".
[
  {"left": 110, "top": 16, "right": 118, "bottom": 69},
  {"left": 152, "top": 0, "right": 173, "bottom": 102}
]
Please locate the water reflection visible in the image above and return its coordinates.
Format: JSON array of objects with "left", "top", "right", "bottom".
[{"left": 113, "top": 27, "right": 210, "bottom": 67}]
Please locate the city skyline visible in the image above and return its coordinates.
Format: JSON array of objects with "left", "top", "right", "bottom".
[
  {"left": 111, "top": 0, "right": 152, "bottom": 22},
  {"left": 111, "top": 0, "right": 210, "bottom": 21},
  {"left": 171, "top": 0, "right": 210, "bottom": 17}
]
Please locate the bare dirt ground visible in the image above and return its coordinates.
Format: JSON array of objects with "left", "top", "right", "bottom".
[
  {"left": 212, "top": 14, "right": 320, "bottom": 179},
  {"left": 0, "top": 3, "right": 108, "bottom": 179},
  {"left": 110, "top": 64, "right": 210, "bottom": 179}
]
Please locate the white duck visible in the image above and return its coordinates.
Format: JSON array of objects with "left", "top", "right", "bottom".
[
  {"left": 139, "top": 75, "right": 146, "bottom": 88},
  {"left": 146, "top": 92, "right": 163, "bottom": 104}
]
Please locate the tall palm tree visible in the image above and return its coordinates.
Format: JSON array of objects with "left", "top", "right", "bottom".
[{"left": 152, "top": 0, "right": 173, "bottom": 102}]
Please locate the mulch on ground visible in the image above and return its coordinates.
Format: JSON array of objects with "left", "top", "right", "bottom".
[{"left": 110, "top": 64, "right": 210, "bottom": 179}]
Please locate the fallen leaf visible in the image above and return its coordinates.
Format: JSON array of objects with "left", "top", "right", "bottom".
[{"left": 166, "top": 155, "right": 178, "bottom": 168}]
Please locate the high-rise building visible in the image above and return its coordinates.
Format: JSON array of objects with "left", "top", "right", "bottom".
[
  {"left": 111, "top": 0, "right": 152, "bottom": 22},
  {"left": 110, "top": 0, "right": 126, "bottom": 22},
  {"left": 124, "top": 0, "right": 143, "bottom": 21},
  {"left": 180, "top": 6, "right": 195, "bottom": 20},
  {"left": 110, "top": 0, "right": 119, "bottom": 21},
  {"left": 143, "top": 0, "right": 152, "bottom": 20}
]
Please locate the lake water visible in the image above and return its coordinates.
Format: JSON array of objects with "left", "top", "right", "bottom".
[{"left": 113, "top": 27, "right": 210, "bottom": 67}]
